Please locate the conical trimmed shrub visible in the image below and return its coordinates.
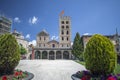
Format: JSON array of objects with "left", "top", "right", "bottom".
[
  {"left": 84, "top": 34, "right": 117, "bottom": 75},
  {"left": 0, "top": 34, "right": 20, "bottom": 75}
]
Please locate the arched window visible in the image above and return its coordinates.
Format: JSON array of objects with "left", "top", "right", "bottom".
[
  {"left": 67, "top": 37, "right": 69, "bottom": 41},
  {"left": 62, "top": 37, "right": 64, "bottom": 41},
  {"left": 61, "top": 30, "right": 64, "bottom": 35},
  {"left": 66, "top": 26, "right": 69, "bottom": 29},
  {"left": 61, "top": 21, "right": 64, "bottom": 24},
  {"left": 66, "top": 21, "right": 69, "bottom": 24},
  {"left": 62, "top": 26, "right": 64, "bottom": 29},
  {"left": 66, "top": 31, "right": 69, "bottom": 35}
]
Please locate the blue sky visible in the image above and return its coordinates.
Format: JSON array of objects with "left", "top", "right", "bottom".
[{"left": 0, "top": 0, "right": 120, "bottom": 44}]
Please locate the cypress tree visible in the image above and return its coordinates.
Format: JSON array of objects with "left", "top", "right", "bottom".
[{"left": 72, "top": 32, "right": 84, "bottom": 60}]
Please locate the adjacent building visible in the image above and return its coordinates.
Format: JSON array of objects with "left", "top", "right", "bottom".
[
  {"left": 31, "top": 16, "right": 73, "bottom": 60},
  {"left": 12, "top": 29, "right": 29, "bottom": 53},
  {"left": 81, "top": 30, "right": 120, "bottom": 55},
  {"left": 0, "top": 16, "right": 12, "bottom": 35}
]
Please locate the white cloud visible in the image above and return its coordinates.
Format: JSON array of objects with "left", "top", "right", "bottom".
[
  {"left": 71, "top": 42, "right": 73, "bottom": 46},
  {"left": 26, "top": 34, "right": 30, "bottom": 39},
  {"left": 29, "top": 16, "right": 38, "bottom": 24},
  {"left": 14, "top": 17, "right": 21, "bottom": 23},
  {"left": 29, "top": 40, "right": 36, "bottom": 46},
  {"left": 51, "top": 36, "right": 58, "bottom": 40},
  {"left": 83, "top": 33, "right": 91, "bottom": 35}
]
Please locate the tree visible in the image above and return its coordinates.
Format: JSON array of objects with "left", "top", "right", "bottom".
[
  {"left": 84, "top": 34, "right": 117, "bottom": 75},
  {"left": 19, "top": 45, "right": 27, "bottom": 55},
  {"left": 0, "top": 34, "right": 20, "bottom": 75},
  {"left": 72, "top": 32, "right": 84, "bottom": 60}
]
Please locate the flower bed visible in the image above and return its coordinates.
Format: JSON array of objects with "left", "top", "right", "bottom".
[
  {"left": 0, "top": 69, "right": 34, "bottom": 80},
  {"left": 71, "top": 70, "right": 120, "bottom": 80}
]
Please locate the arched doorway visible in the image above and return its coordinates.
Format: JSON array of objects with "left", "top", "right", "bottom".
[
  {"left": 35, "top": 51, "right": 41, "bottom": 59},
  {"left": 49, "top": 51, "right": 55, "bottom": 60},
  {"left": 42, "top": 51, "right": 48, "bottom": 59},
  {"left": 56, "top": 51, "right": 62, "bottom": 59},
  {"left": 63, "top": 51, "right": 69, "bottom": 59}
]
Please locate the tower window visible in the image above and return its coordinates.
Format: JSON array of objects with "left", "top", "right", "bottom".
[
  {"left": 61, "top": 21, "right": 64, "bottom": 24},
  {"left": 66, "top": 26, "right": 69, "bottom": 29},
  {"left": 66, "top": 21, "right": 69, "bottom": 24},
  {"left": 67, "top": 37, "right": 69, "bottom": 41},
  {"left": 62, "top": 37, "right": 64, "bottom": 41},
  {"left": 61, "top": 30, "right": 64, "bottom": 34},
  {"left": 66, "top": 31, "right": 69, "bottom": 35},
  {"left": 62, "top": 26, "right": 64, "bottom": 29}
]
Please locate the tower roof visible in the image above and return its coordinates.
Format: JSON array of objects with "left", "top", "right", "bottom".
[{"left": 37, "top": 30, "right": 49, "bottom": 36}]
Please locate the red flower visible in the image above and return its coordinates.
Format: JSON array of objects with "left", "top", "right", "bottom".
[
  {"left": 107, "top": 76, "right": 116, "bottom": 80},
  {"left": 81, "top": 76, "right": 87, "bottom": 80},
  {"left": 14, "top": 72, "right": 19, "bottom": 76},
  {"left": 2, "top": 76, "right": 7, "bottom": 80}
]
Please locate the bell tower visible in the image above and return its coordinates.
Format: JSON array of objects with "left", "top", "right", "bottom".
[{"left": 59, "top": 16, "right": 71, "bottom": 48}]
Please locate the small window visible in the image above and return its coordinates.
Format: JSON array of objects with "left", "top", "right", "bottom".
[
  {"left": 61, "top": 21, "right": 64, "bottom": 24},
  {"left": 44, "top": 37, "right": 46, "bottom": 41},
  {"left": 62, "top": 30, "right": 64, "bottom": 34},
  {"left": 67, "top": 37, "right": 69, "bottom": 41},
  {"left": 66, "top": 26, "right": 69, "bottom": 28},
  {"left": 44, "top": 44, "right": 45, "bottom": 47},
  {"left": 52, "top": 44, "right": 55, "bottom": 48},
  {"left": 67, "top": 44, "right": 69, "bottom": 47},
  {"left": 39, "top": 44, "right": 41, "bottom": 47},
  {"left": 66, "top": 31, "right": 69, "bottom": 35},
  {"left": 40, "top": 37, "right": 41, "bottom": 40},
  {"left": 66, "top": 21, "right": 69, "bottom": 24},
  {"left": 62, "top": 26, "right": 64, "bottom": 29},
  {"left": 62, "top": 37, "right": 64, "bottom": 41}
]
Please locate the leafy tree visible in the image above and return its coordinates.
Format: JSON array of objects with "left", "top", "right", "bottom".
[
  {"left": 19, "top": 45, "right": 27, "bottom": 55},
  {"left": 72, "top": 32, "right": 84, "bottom": 60},
  {"left": 84, "top": 34, "right": 117, "bottom": 75},
  {"left": 0, "top": 34, "right": 20, "bottom": 75}
]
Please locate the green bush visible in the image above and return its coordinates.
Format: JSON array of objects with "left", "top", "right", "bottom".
[
  {"left": 0, "top": 34, "right": 20, "bottom": 75},
  {"left": 84, "top": 34, "right": 117, "bottom": 75}
]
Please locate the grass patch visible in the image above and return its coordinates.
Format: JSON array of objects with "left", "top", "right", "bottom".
[
  {"left": 74, "top": 60, "right": 85, "bottom": 66},
  {"left": 114, "top": 64, "right": 120, "bottom": 74}
]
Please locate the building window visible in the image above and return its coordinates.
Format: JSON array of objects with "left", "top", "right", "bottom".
[
  {"left": 39, "top": 44, "right": 41, "bottom": 47},
  {"left": 52, "top": 44, "right": 55, "bottom": 48},
  {"left": 66, "top": 26, "right": 69, "bottom": 29},
  {"left": 66, "top": 21, "right": 69, "bottom": 24},
  {"left": 62, "top": 37, "right": 64, "bottom": 41},
  {"left": 61, "top": 21, "right": 64, "bottom": 24},
  {"left": 67, "top": 37, "right": 69, "bottom": 41},
  {"left": 44, "top": 44, "right": 45, "bottom": 47},
  {"left": 40, "top": 37, "right": 41, "bottom": 40},
  {"left": 62, "top": 44, "right": 63, "bottom": 47},
  {"left": 62, "top": 26, "right": 64, "bottom": 29},
  {"left": 62, "top": 30, "right": 64, "bottom": 34},
  {"left": 67, "top": 44, "right": 69, "bottom": 47},
  {"left": 66, "top": 31, "right": 69, "bottom": 35},
  {"left": 44, "top": 37, "right": 46, "bottom": 41}
]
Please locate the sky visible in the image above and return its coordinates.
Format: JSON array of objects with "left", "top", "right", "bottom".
[{"left": 0, "top": 0, "right": 120, "bottom": 45}]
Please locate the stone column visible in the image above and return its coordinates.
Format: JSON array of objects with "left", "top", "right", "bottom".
[
  {"left": 41, "top": 51, "right": 42, "bottom": 59},
  {"left": 62, "top": 51, "right": 63, "bottom": 59},
  {"left": 54, "top": 51, "right": 56, "bottom": 60},
  {"left": 47, "top": 51, "right": 49, "bottom": 60}
]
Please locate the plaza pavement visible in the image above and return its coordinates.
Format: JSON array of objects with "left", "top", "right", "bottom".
[{"left": 16, "top": 60, "right": 86, "bottom": 80}]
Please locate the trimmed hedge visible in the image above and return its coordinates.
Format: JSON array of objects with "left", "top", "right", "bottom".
[
  {"left": 84, "top": 34, "right": 117, "bottom": 75},
  {"left": 0, "top": 34, "right": 20, "bottom": 75}
]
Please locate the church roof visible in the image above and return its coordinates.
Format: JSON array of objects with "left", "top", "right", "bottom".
[
  {"left": 37, "top": 30, "right": 49, "bottom": 36},
  {"left": 48, "top": 40, "right": 59, "bottom": 44}
]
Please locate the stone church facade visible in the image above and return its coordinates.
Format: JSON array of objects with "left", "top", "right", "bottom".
[{"left": 32, "top": 16, "right": 73, "bottom": 60}]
